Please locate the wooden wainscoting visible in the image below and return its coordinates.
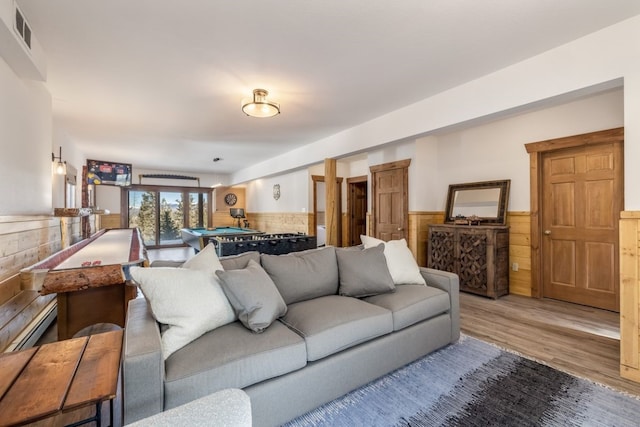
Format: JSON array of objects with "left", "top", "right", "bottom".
[
  {"left": 0, "top": 215, "right": 60, "bottom": 352},
  {"left": 247, "top": 212, "right": 313, "bottom": 235},
  {"left": 0, "top": 215, "right": 97, "bottom": 351},
  {"left": 620, "top": 211, "right": 640, "bottom": 383},
  {"left": 507, "top": 212, "right": 532, "bottom": 297},
  {"left": 408, "top": 212, "right": 445, "bottom": 267},
  {"left": 99, "top": 213, "right": 122, "bottom": 229}
]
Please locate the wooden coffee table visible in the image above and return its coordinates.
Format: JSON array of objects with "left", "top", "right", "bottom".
[{"left": 0, "top": 329, "right": 123, "bottom": 427}]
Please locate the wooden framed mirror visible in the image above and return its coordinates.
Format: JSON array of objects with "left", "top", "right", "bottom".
[{"left": 444, "top": 179, "right": 510, "bottom": 225}]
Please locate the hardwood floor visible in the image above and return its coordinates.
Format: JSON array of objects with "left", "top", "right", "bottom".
[{"left": 460, "top": 292, "right": 640, "bottom": 396}]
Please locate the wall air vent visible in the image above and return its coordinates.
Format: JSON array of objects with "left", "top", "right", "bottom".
[
  {"left": 0, "top": 0, "right": 46, "bottom": 80},
  {"left": 14, "top": 5, "right": 30, "bottom": 49}
]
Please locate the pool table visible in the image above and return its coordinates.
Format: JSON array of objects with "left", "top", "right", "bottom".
[{"left": 181, "top": 227, "right": 265, "bottom": 252}]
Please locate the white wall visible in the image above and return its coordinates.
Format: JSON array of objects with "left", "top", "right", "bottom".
[
  {"left": 231, "top": 15, "right": 640, "bottom": 210},
  {"left": 0, "top": 55, "right": 52, "bottom": 215},
  {"left": 245, "top": 169, "right": 309, "bottom": 213},
  {"left": 427, "top": 88, "right": 624, "bottom": 212}
]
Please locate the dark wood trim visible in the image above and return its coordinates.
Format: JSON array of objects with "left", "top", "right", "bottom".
[
  {"left": 525, "top": 127, "right": 624, "bottom": 153},
  {"left": 369, "top": 159, "right": 411, "bottom": 173}
]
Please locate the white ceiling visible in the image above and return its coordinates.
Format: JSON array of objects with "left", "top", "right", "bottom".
[{"left": 17, "top": 0, "right": 640, "bottom": 176}]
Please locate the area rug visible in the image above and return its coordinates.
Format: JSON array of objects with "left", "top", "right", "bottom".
[{"left": 284, "top": 335, "right": 640, "bottom": 427}]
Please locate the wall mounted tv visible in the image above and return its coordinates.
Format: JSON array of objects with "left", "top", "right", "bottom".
[{"left": 86, "top": 159, "right": 132, "bottom": 187}]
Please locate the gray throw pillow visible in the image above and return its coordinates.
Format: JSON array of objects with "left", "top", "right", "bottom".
[
  {"left": 260, "top": 246, "right": 339, "bottom": 305},
  {"left": 220, "top": 251, "right": 261, "bottom": 271},
  {"left": 336, "top": 244, "right": 396, "bottom": 297},
  {"left": 216, "top": 259, "right": 287, "bottom": 333}
]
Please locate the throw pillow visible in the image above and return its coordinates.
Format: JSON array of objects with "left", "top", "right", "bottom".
[
  {"left": 216, "top": 260, "right": 287, "bottom": 333},
  {"left": 182, "top": 242, "right": 224, "bottom": 275},
  {"left": 129, "top": 266, "right": 236, "bottom": 360},
  {"left": 219, "top": 251, "right": 261, "bottom": 271},
  {"left": 336, "top": 243, "right": 395, "bottom": 297},
  {"left": 260, "top": 246, "right": 339, "bottom": 305},
  {"left": 360, "top": 235, "right": 426, "bottom": 285}
]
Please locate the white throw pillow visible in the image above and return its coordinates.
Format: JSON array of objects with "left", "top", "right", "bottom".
[
  {"left": 360, "top": 235, "right": 426, "bottom": 285},
  {"left": 129, "top": 242, "right": 236, "bottom": 359},
  {"left": 182, "top": 242, "right": 224, "bottom": 274}
]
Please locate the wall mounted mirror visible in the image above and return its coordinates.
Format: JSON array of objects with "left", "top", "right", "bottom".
[{"left": 444, "top": 179, "right": 510, "bottom": 225}]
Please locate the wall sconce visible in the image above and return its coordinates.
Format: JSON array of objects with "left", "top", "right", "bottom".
[{"left": 51, "top": 146, "right": 66, "bottom": 175}]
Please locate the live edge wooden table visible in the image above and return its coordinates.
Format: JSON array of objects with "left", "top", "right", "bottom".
[
  {"left": 21, "top": 228, "right": 147, "bottom": 340},
  {"left": 0, "top": 329, "right": 123, "bottom": 427}
]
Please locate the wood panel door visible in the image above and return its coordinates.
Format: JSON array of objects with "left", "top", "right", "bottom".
[
  {"left": 370, "top": 160, "right": 410, "bottom": 241},
  {"left": 541, "top": 141, "right": 623, "bottom": 311}
]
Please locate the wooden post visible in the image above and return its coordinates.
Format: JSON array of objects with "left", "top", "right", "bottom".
[{"left": 325, "top": 158, "right": 339, "bottom": 247}]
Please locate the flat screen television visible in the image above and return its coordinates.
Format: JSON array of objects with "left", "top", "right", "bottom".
[
  {"left": 230, "top": 208, "right": 245, "bottom": 219},
  {"left": 87, "top": 159, "right": 132, "bottom": 186}
]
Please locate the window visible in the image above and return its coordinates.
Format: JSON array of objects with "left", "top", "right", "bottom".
[{"left": 124, "top": 185, "right": 211, "bottom": 248}]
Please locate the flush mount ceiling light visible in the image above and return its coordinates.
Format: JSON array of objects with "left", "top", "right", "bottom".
[{"left": 242, "top": 89, "right": 280, "bottom": 118}]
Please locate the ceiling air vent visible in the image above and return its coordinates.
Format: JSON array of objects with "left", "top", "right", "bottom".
[{"left": 14, "top": 4, "right": 31, "bottom": 49}]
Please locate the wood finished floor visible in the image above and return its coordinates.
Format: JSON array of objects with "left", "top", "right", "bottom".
[{"left": 460, "top": 292, "right": 640, "bottom": 397}]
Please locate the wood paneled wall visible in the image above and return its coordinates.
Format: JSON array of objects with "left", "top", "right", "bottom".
[
  {"left": 0, "top": 216, "right": 61, "bottom": 303},
  {"left": 506, "top": 212, "right": 532, "bottom": 297},
  {"left": 407, "top": 212, "right": 445, "bottom": 267},
  {"left": 0, "top": 215, "right": 96, "bottom": 351},
  {"left": 99, "top": 213, "right": 121, "bottom": 229},
  {"left": 620, "top": 211, "right": 640, "bottom": 383},
  {"left": 247, "top": 212, "right": 313, "bottom": 235}
]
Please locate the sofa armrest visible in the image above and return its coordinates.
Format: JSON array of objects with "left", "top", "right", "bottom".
[
  {"left": 420, "top": 267, "right": 460, "bottom": 343},
  {"left": 123, "top": 298, "right": 165, "bottom": 424}
]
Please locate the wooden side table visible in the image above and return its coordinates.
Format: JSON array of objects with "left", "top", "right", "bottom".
[{"left": 0, "top": 330, "right": 123, "bottom": 427}]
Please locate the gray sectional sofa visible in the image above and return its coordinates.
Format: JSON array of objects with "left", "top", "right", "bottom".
[{"left": 123, "top": 245, "right": 460, "bottom": 427}]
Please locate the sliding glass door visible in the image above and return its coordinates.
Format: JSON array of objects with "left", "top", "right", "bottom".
[{"left": 125, "top": 185, "right": 210, "bottom": 248}]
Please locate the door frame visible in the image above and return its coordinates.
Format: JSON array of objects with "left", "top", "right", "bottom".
[
  {"left": 346, "top": 175, "right": 368, "bottom": 246},
  {"left": 524, "top": 127, "right": 624, "bottom": 298},
  {"left": 312, "top": 174, "right": 343, "bottom": 244}
]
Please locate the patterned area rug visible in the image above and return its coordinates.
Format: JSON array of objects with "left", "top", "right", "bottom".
[{"left": 285, "top": 335, "right": 640, "bottom": 426}]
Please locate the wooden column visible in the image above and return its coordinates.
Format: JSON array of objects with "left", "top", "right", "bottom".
[
  {"left": 620, "top": 211, "right": 640, "bottom": 383},
  {"left": 325, "top": 158, "right": 339, "bottom": 247}
]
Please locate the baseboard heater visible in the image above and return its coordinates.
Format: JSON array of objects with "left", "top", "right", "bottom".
[{"left": 3, "top": 299, "right": 57, "bottom": 352}]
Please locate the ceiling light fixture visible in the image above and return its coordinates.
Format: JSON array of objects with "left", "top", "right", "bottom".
[
  {"left": 242, "top": 89, "right": 280, "bottom": 118},
  {"left": 51, "top": 146, "right": 66, "bottom": 175}
]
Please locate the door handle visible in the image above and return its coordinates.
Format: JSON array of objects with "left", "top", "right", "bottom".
[
  {"left": 544, "top": 230, "right": 551, "bottom": 235},
  {"left": 397, "top": 227, "right": 404, "bottom": 231}
]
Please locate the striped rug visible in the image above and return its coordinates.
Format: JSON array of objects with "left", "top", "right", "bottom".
[{"left": 285, "top": 335, "right": 640, "bottom": 426}]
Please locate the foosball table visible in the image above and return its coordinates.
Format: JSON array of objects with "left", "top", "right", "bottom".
[{"left": 210, "top": 232, "right": 318, "bottom": 257}]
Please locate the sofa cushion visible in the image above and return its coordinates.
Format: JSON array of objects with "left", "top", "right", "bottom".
[
  {"left": 361, "top": 235, "right": 426, "bottom": 285},
  {"left": 260, "top": 247, "right": 339, "bottom": 305},
  {"left": 335, "top": 244, "right": 395, "bottom": 297},
  {"left": 164, "top": 321, "right": 307, "bottom": 410},
  {"left": 216, "top": 260, "right": 287, "bottom": 333},
  {"left": 129, "top": 266, "right": 235, "bottom": 359},
  {"left": 220, "top": 251, "right": 261, "bottom": 271},
  {"left": 364, "top": 284, "right": 450, "bottom": 331},
  {"left": 280, "top": 295, "right": 393, "bottom": 361}
]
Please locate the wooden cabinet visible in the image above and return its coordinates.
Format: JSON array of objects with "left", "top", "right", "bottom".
[{"left": 428, "top": 224, "right": 509, "bottom": 299}]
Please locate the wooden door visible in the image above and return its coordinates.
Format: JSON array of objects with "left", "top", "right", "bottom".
[
  {"left": 347, "top": 177, "right": 368, "bottom": 246},
  {"left": 541, "top": 141, "right": 623, "bottom": 311},
  {"left": 370, "top": 160, "right": 410, "bottom": 241}
]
